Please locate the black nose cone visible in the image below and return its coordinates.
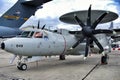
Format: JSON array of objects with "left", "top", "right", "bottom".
[{"left": 1, "top": 42, "right": 5, "bottom": 50}]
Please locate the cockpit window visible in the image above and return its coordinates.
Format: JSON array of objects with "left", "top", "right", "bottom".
[
  {"left": 34, "top": 32, "right": 43, "bottom": 38},
  {"left": 29, "top": 31, "right": 34, "bottom": 37},
  {"left": 20, "top": 31, "right": 34, "bottom": 38},
  {"left": 20, "top": 31, "right": 30, "bottom": 37}
]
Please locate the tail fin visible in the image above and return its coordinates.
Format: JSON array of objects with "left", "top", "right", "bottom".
[
  {"left": 109, "top": 22, "right": 113, "bottom": 30},
  {"left": 0, "top": 0, "right": 52, "bottom": 28}
]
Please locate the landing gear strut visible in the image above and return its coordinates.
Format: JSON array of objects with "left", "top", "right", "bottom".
[
  {"left": 17, "top": 56, "right": 28, "bottom": 71},
  {"left": 59, "top": 54, "right": 65, "bottom": 60}
]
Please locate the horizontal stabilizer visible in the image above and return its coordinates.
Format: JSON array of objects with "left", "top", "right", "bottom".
[{"left": 21, "top": 0, "right": 52, "bottom": 7}]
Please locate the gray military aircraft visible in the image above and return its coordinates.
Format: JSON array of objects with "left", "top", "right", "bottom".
[
  {"left": 0, "top": 0, "right": 52, "bottom": 38},
  {"left": 1, "top": 5, "right": 120, "bottom": 71}
]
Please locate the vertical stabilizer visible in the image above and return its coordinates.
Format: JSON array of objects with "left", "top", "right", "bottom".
[
  {"left": 0, "top": 0, "right": 52, "bottom": 28},
  {"left": 109, "top": 22, "right": 113, "bottom": 30}
]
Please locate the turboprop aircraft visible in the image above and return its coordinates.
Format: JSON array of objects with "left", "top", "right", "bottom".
[
  {"left": 0, "top": 0, "right": 52, "bottom": 38},
  {"left": 1, "top": 5, "right": 120, "bottom": 71}
]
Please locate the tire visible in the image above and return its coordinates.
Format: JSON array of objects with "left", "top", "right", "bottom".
[
  {"left": 20, "top": 63, "right": 27, "bottom": 71},
  {"left": 59, "top": 55, "right": 65, "bottom": 60},
  {"left": 17, "top": 63, "right": 27, "bottom": 71},
  {"left": 101, "top": 55, "right": 108, "bottom": 64}
]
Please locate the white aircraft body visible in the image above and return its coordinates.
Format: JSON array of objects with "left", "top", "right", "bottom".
[
  {"left": 0, "top": 28, "right": 111, "bottom": 70},
  {"left": 2, "top": 28, "right": 110, "bottom": 56},
  {"left": 1, "top": 5, "right": 119, "bottom": 71}
]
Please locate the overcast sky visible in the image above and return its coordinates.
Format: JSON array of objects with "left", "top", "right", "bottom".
[{"left": 0, "top": 0, "right": 120, "bottom": 30}]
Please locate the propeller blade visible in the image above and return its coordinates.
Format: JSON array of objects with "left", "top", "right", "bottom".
[
  {"left": 89, "top": 38, "right": 94, "bottom": 48},
  {"left": 37, "top": 20, "right": 40, "bottom": 29},
  {"left": 74, "top": 14, "right": 85, "bottom": 28},
  {"left": 71, "top": 35, "right": 85, "bottom": 49},
  {"left": 92, "top": 12, "right": 109, "bottom": 29},
  {"left": 87, "top": 5, "right": 91, "bottom": 26},
  {"left": 91, "top": 35, "right": 104, "bottom": 53},
  {"left": 111, "top": 35, "right": 120, "bottom": 38},
  {"left": 85, "top": 38, "right": 90, "bottom": 57},
  {"left": 41, "top": 24, "right": 46, "bottom": 30},
  {"left": 92, "top": 29, "right": 113, "bottom": 34}
]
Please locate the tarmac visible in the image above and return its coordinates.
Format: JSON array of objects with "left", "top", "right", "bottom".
[{"left": 0, "top": 49, "right": 120, "bottom": 80}]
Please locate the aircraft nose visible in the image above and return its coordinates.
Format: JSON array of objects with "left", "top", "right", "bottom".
[{"left": 1, "top": 42, "right": 5, "bottom": 50}]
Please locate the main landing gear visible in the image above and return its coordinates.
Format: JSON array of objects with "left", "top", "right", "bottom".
[
  {"left": 59, "top": 54, "right": 65, "bottom": 60},
  {"left": 101, "top": 52, "right": 108, "bottom": 64}
]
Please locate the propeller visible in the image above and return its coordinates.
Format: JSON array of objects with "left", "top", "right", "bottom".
[
  {"left": 37, "top": 20, "right": 46, "bottom": 29},
  {"left": 70, "top": 5, "right": 113, "bottom": 58},
  {"left": 41, "top": 24, "right": 46, "bottom": 30},
  {"left": 37, "top": 20, "right": 40, "bottom": 29}
]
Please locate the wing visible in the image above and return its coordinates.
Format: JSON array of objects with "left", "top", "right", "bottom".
[
  {"left": 111, "top": 29, "right": 120, "bottom": 39},
  {"left": 69, "top": 30, "right": 82, "bottom": 36},
  {"left": 113, "top": 29, "right": 120, "bottom": 34},
  {"left": 69, "top": 29, "right": 115, "bottom": 37}
]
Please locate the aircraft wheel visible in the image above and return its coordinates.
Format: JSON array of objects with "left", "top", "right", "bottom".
[
  {"left": 101, "top": 54, "right": 108, "bottom": 65},
  {"left": 17, "top": 63, "right": 27, "bottom": 71},
  {"left": 59, "top": 54, "right": 65, "bottom": 60},
  {"left": 17, "top": 66, "right": 21, "bottom": 70}
]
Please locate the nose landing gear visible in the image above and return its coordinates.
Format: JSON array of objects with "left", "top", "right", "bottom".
[
  {"left": 1, "top": 42, "right": 5, "bottom": 50},
  {"left": 17, "top": 62, "right": 27, "bottom": 71},
  {"left": 17, "top": 56, "right": 28, "bottom": 71}
]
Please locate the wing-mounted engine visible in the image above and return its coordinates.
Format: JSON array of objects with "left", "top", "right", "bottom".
[
  {"left": 60, "top": 5, "right": 118, "bottom": 58},
  {"left": 57, "top": 29, "right": 69, "bottom": 35}
]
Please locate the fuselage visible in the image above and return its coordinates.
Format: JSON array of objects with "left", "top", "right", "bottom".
[
  {"left": 0, "top": 26, "right": 21, "bottom": 38},
  {"left": 1, "top": 28, "right": 110, "bottom": 56}
]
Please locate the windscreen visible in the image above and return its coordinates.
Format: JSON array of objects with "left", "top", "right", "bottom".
[{"left": 20, "top": 31, "right": 34, "bottom": 37}]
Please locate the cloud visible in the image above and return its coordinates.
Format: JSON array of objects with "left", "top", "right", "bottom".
[
  {"left": 21, "top": 16, "right": 60, "bottom": 28},
  {"left": 35, "top": 0, "right": 118, "bottom": 18},
  {"left": 112, "top": 0, "right": 120, "bottom": 14},
  {"left": 0, "top": 0, "right": 4, "bottom": 9},
  {"left": 34, "top": 0, "right": 120, "bottom": 29},
  {"left": 0, "top": 0, "right": 119, "bottom": 29},
  {"left": 0, "top": 0, "right": 17, "bottom": 16},
  {"left": 113, "top": 0, "right": 120, "bottom": 4},
  {"left": 107, "top": 0, "right": 120, "bottom": 24}
]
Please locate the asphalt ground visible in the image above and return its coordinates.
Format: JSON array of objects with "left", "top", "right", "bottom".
[{"left": 0, "top": 49, "right": 120, "bottom": 80}]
